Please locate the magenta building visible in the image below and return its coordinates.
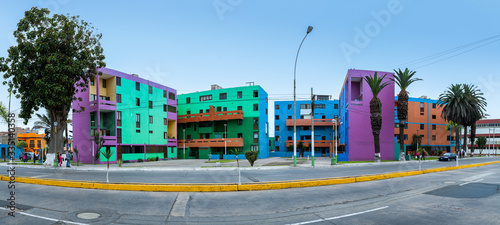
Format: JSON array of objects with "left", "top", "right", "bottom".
[{"left": 338, "top": 69, "right": 395, "bottom": 161}]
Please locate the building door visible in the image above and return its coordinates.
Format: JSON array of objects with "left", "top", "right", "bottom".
[{"left": 117, "top": 145, "right": 122, "bottom": 161}]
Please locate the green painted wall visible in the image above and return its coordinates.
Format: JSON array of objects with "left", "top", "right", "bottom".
[
  {"left": 121, "top": 153, "right": 164, "bottom": 161},
  {"left": 177, "top": 86, "right": 269, "bottom": 159},
  {"left": 116, "top": 78, "right": 169, "bottom": 145},
  {"left": 98, "top": 146, "right": 117, "bottom": 162}
]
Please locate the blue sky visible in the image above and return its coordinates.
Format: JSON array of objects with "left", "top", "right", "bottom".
[{"left": 1, "top": 0, "right": 500, "bottom": 135}]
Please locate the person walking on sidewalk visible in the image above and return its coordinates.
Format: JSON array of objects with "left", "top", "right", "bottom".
[
  {"left": 58, "top": 153, "right": 63, "bottom": 167},
  {"left": 66, "top": 151, "right": 72, "bottom": 167}
]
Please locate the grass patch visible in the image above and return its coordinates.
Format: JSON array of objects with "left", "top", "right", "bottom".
[
  {"left": 338, "top": 160, "right": 398, "bottom": 164},
  {"left": 205, "top": 160, "right": 236, "bottom": 163},
  {"left": 286, "top": 158, "right": 307, "bottom": 161}
]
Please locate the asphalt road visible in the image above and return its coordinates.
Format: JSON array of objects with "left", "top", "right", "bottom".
[
  {"left": 0, "top": 161, "right": 499, "bottom": 224},
  {"left": 0, "top": 157, "right": 498, "bottom": 184}
]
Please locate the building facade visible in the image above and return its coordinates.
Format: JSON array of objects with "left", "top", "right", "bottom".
[
  {"left": 339, "top": 69, "right": 395, "bottom": 161},
  {"left": 17, "top": 133, "right": 46, "bottom": 155},
  {"left": 462, "top": 119, "right": 500, "bottom": 156},
  {"left": 273, "top": 97, "right": 339, "bottom": 157},
  {"left": 394, "top": 97, "right": 455, "bottom": 155},
  {"left": 73, "top": 68, "right": 177, "bottom": 164},
  {"left": 177, "top": 85, "right": 269, "bottom": 159}
]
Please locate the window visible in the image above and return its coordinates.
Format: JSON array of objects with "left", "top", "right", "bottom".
[
  {"left": 169, "top": 92, "right": 175, "bottom": 100},
  {"left": 237, "top": 119, "right": 243, "bottom": 125},
  {"left": 149, "top": 101, "right": 153, "bottom": 109},
  {"left": 237, "top": 133, "right": 243, "bottom": 138},
  {"left": 136, "top": 82, "right": 140, "bottom": 91},
  {"left": 275, "top": 105, "right": 279, "bottom": 110},
  {"left": 149, "top": 116, "right": 153, "bottom": 124},
  {"left": 117, "top": 128, "right": 122, "bottom": 143},
  {"left": 251, "top": 145, "right": 259, "bottom": 151},
  {"left": 404, "top": 134, "right": 408, "bottom": 140},
  {"left": 275, "top": 125, "right": 280, "bottom": 131},
  {"left": 199, "top": 109, "right": 203, "bottom": 113},
  {"left": 116, "top": 77, "right": 121, "bottom": 86},
  {"left": 90, "top": 79, "right": 94, "bottom": 86},
  {"left": 219, "top": 93, "right": 227, "bottom": 100},
  {"left": 223, "top": 107, "right": 227, "bottom": 111},
  {"left": 29, "top": 140, "right": 34, "bottom": 148},
  {"left": 432, "top": 115, "right": 436, "bottom": 119},
  {"left": 405, "top": 123, "right": 408, "bottom": 129},
  {"left": 420, "top": 124, "right": 424, "bottom": 130},
  {"left": 164, "top": 118, "right": 167, "bottom": 125},
  {"left": 322, "top": 115, "right": 326, "bottom": 119},
  {"left": 253, "top": 104, "right": 258, "bottom": 111},
  {"left": 432, "top": 125, "right": 436, "bottom": 130},
  {"left": 149, "top": 130, "right": 153, "bottom": 134},
  {"left": 314, "top": 104, "right": 325, "bottom": 109},
  {"left": 287, "top": 116, "right": 292, "bottom": 119},
  {"left": 117, "top": 111, "right": 122, "bottom": 126},
  {"left": 91, "top": 94, "right": 97, "bottom": 101},
  {"left": 163, "top": 104, "right": 167, "bottom": 112},
  {"left": 288, "top": 136, "right": 292, "bottom": 140},
  {"left": 163, "top": 90, "right": 167, "bottom": 98},
  {"left": 164, "top": 132, "right": 168, "bottom": 139},
  {"left": 200, "top": 95, "right": 212, "bottom": 102},
  {"left": 217, "top": 106, "right": 221, "bottom": 112},
  {"left": 254, "top": 132, "right": 259, "bottom": 143},
  {"left": 237, "top": 106, "right": 242, "bottom": 111},
  {"left": 237, "top": 91, "right": 242, "bottom": 99},
  {"left": 253, "top": 90, "right": 258, "bottom": 97},
  {"left": 322, "top": 136, "right": 326, "bottom": 140},
  {"left": 136, "top": 98, "right": 140, "bottom": 106},
  {"left": 300, "top": 104, "right": 311, "bottom": 109},
  {"left": 136, "top": 129, "right": 140, "bottom": 133},
  {"left": 432, "top": 103, "right": 436, "bottom": 109},
  {"left": 116, "top": 94, "right": 121, "bottom": 103},
  {"left": 266, "top": 108, "right": 268, "bottom": 115},
  {"left": 275, "top": 136, "right": 280, "bottom": 142},
  {"left": 334, "top": 104, "right": 339, "bottom": 109},
  {"left": 168, "top": 106, "right": 176, "bottom": 113},
  {"left": 206, "top": 109, "right": 209, "bottom": 113},
  {"left": 102, "top": 79, "right": 106, "bottom": 88},
  {"left": 136, "top": 114, "right": 140, "bottom": 128},
  {"left": 275, "top": 115, "right": 279, "bottom": 120},
  {"left": 288, "top": 127, "right": 292, "bottom": 131},
  {"left": 253, "top": 118, "right": 259, "bottom": 130},
  {"left": 420, "top": 102, "right": 425, "bottom": 114},
  {"left": 317, "top": 95, "right": 329, "bottom": 100},
  {"left": 432, "top": 135, "right": 436, "bottom": 141},
  {"left": 149, "top": 86, "right": 152, "bottom": 94},
  {"left": 288, "top": 104, "right": 292, "bottom": 110},
  {"left": 199, "top": 121, "right": 212, "bottom": 127}
]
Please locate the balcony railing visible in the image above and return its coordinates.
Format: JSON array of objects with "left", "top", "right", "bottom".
[
  {"left": 177, "top": 138, "right": 244, "bottom": 148},
  {"left": 286, "top": 119, "right": 334, "bottom": 127},
  {"left": 285, "top": 140, "right": 333, "bottom": 148},
  {"left": 178, "top": 106, "right": 243, "bottom": 123}
]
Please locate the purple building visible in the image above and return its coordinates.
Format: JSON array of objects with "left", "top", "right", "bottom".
[
  {"left": 338, "top": 69, "right": 395, "bottom": 161},
  {"left": 72, "top": 68, "right": 178, "bottom": 164}
]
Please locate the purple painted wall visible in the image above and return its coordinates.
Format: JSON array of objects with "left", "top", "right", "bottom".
[{"left": 343, "top": 69, "right": 395, "bottom": 161}]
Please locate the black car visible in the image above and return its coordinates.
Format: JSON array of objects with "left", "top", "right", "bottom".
[{"left": 439, "top": 153, "right": 457, "bottom": 161}]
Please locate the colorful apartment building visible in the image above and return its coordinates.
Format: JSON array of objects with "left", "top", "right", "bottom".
[
  {"left": 273, "top": 97, "right": 339, "bottom": 157},
  {"left": 461, "top": 119, "right": 500, "bottom": 155},
  {"left": 394, "top": 96, "right": 455, "bottom": 155},
  {"left": 73, "top": 68, "right": 177, "bottom": 164},
  {"left": 339, "top": 69, "right": 395, "bottom": 161},
  {"left": 177, "top": 85, "right": 269, "bottom": 159},
  {"left": 17, "top": 133, "right": 46, "bottom": 155}
]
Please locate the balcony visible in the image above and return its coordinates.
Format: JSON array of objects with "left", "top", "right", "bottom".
[
  {"left": 178, "top": 138, "right": 244, "bottom": 148},
  {"left": 286, "top": 140, "right": 333, "bottom": 148},
  {"left": 178, "top": 106, "right": 243, "bottom": 123},
  {"left": 286, "top": 119, "right": 334, "bottom": 127}
]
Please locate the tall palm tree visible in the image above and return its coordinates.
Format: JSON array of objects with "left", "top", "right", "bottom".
[
  {"left": 364, "top": 72, "right": 390, "bottom": 162},
  {"left": 462, "top": 84, "right": 487, "bottom": 156},
  {"left": 391, "top": 68, "right": 422, "bottom": 161},
  {"left": 445, "top": 121, "right": 461, "bottom": 154}
]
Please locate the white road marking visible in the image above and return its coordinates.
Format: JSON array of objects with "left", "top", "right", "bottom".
[
  {"left": 169, "top": 193, "right": 190, "bottom": 217},
  {"left": 0, "top": 207, "right": 88, "bottom": 225},
  {"left": 31, "top": 174, "right": 50, "bottom": 178},
  {"left": 287, "top": 206, "right": 389, "bottom": 225},
  {"left": 459, "top": 179, "right": 484, "bottom": 186},
  {"left": 460, "top": 172, "right": 494, "bottom": 182}
]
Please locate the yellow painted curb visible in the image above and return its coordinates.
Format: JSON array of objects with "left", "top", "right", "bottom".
[{"left": 1, "top": 160, "right": 499, "bottom": 192}]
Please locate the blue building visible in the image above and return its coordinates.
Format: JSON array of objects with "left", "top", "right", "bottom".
[
  {"left": 272, "top": 95, "right": 339, "bottom": 157},
  {"left": 0, "top": 144, "right": 22, "bottom": 159}
]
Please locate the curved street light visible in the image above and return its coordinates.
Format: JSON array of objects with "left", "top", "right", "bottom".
[{"left": 293, "top": 26, "right": 313, "bottom": 167}]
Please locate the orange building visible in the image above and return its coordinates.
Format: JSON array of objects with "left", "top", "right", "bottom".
[
  {"left": 17, "top": 133, "right": 46, "bottom": 154},
  {"left": 395, "top": 96, "right": 455, "bottom": 154}
]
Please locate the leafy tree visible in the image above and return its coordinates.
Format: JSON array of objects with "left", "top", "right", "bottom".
[
  {"left": 0, "top": 102, "right": 8, "bottom": 123},
  {"left": 245, "top": 151, "right": 259, "bottom": 167},
  {"left": 476, "top": 136, "right": 487, "bottom": 155},
  {"left": 16, "top": 140, "right": 28, "bottom": 149},
  {"left": 101, "top": 147, "right": 114, "bottom": 183},
  {"left": 463, "top": 84, "right": 487, "bottom": 156},
  {"left": 0, "top": 7, "right": 105, "bottom": 154},
  {"left": 411, "top": 134, "right": 422, "bottom": 153},
  {"left": 93, "top": 131, "right": 105, "bottom": 164},
  {"left": 391, "top": 68, "right": 422, "bottom": 161},
  {"left": 286, "top": 144, "right": 293, "bottom": 157},
  {"left": 364, "top": 72, "right": 390, "bottom": 162}
]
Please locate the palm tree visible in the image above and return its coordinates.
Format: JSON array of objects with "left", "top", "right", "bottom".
[
  {"left": 445, "top": 121, "right": 461, "bottom": 154},
  {"left": 33, "top": 109, "right": 52, "bottom": 145},
  {"left": 364, "top": 72, "right": 390, "bottom": 162},
  {"left": 463, "top": 84, "right": 487, "bottom": 156},
  {"left": 391, "top": 68, "right": 422, "bottom": 161}
]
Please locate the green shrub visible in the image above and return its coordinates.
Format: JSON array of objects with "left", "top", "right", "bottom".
[
  {"left": 245, "top": 151, "right": 259, "bottom": 167},
  {"left": 117, "top": 159, "right": 123, "bottom": 167},
  {"left": 155, "top": 156, "right": 159, "bottom": 161},
  {"left": 438, "top": 150, "right": 443, "bottom": 156},
  {"left": 137, "top": 158, "right": 143, "bottom": 162}
]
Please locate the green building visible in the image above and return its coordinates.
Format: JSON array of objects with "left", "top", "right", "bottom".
[{"left": 177, "top": 85, "right": 269, "bottom": 159}]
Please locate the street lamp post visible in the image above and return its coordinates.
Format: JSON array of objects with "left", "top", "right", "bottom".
[
  {"left": 183, "top": 129, "right": 186, "bottom": 159},
  {"left": 224, "top": 123, "right": 227, "bottom": 160},
  {"left": 293, "top": 26, "right": 313, "bottom": 167},
  {"left": 417, "top": 129, "right": 421, "bottom": 170},
  {"left": 54, "top": 122, "right": 58, "bottom": 167}
]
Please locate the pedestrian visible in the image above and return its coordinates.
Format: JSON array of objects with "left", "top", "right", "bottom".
[
  {"left": 66, "top": 151, "right": 72, "bottom": 167},
  {"left": 58, "top": 153, "right": 63, "bottom": 167},
  {"left": 416, "top": 151, "right": 420, "bottom": 160},
  {"left": 23, "top": 153, "right": 26, "bottom": 162}
]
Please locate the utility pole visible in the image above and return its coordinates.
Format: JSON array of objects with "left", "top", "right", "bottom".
[{"left": 311, "top": 88, "right": 315, "bottom": 167}]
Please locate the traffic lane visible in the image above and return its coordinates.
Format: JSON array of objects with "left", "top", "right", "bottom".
[{"left": 3, "top": 157, "right": 499, "bottom": 184}]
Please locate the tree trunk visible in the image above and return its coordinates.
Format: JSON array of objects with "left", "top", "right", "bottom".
[
  {"left": 455, "top": 127, "right": 460, "bottom": 154},
  {"left": 399, "top": 121, "right": 405, "bottom": 161},
  {"left": 463, "top": 126, "right": 468, "bottom": 156},
  {"left": 370, "top": 98, "right": 382, "bottom": 162},
  {"left": 470, "top": 123, "right": 476, "bottom": 155},
  {"left": 397, "top": 90, "right": 409, "bottom": 161},
  {"left": 48, "top": 109, "right": 68, "bottom": 154},
  {"left": 374, "top": 133, "right": 381, "bottom": 162}
]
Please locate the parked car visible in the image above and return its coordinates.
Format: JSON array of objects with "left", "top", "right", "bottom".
[
  {"left": 439, "top": 153, "right": 457, "bottom": 161},
  {"left": 19, "top": 152, "right": 39, "bottom": 161}
]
